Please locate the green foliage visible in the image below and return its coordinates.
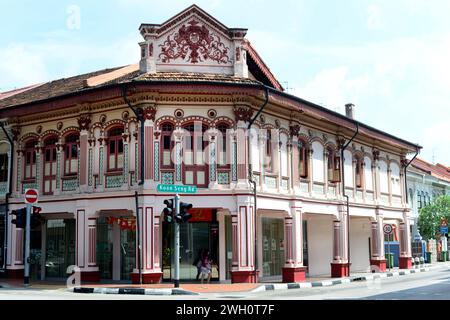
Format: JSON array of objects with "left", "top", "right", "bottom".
[{"left": 418, "top": 195, "right": 450, "bottom": 239}]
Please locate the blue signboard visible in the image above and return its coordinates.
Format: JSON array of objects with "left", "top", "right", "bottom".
[{"left": 440, "top": 226, "right": 448, "bottom": 234}]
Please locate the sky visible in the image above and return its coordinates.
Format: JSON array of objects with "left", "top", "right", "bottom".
[{"left": 0, "top": 0, "right": 449, "bottom": 165}]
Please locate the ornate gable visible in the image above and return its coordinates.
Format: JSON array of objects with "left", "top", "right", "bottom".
[{"left": 139, "top": 5, "right": 248, "bottom": 77}]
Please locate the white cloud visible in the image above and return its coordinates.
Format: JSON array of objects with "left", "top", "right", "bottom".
[{"left": 367, "top": 4, "right": 383, "bottom": 30}]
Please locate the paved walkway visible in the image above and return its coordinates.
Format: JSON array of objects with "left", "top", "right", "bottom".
[{"left": 1, "top": 262, "right": 448, "bottom": 294}]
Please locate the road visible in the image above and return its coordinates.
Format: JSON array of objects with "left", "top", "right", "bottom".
[{"left": 0, "top": 265, "right": 449, "bottom": 300}]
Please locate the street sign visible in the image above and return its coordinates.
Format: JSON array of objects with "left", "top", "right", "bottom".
[
  {"left": 24, "top": 189, "right": 38, "bottom": 204},
  {"left": 157, "top": 184, "right": 197, "bottom": 194},
  {"left": 383, "top": 224, "right": 393, "bottom": 235}
]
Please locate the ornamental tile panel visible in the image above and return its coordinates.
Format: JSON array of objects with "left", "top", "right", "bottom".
[
  {"left": 231, "top": 142, "right": 237, "bottom": 181},
  {"left": 135, "top": 143, "right": 139, "bottom": 184},
  {"left": 56, "top": 151, "right": 61, "bottom": 189},
  {"left": 123, "top": 144, "right": 129, "bottom": 184},
  {"left": 88, "top": 149, "right": 93, "bottom": 187},
  {"left": 218, "top": 171, "right": 229, "bottom": 185},
  {"left": 265, "top": 176, "right": 277, "bottom": 189},
  {"left": 62, "top": 178, "right": 78, "bottom": 191},
  {"left": 23, "top": 182, "right": 38, "bottom": 193},
  {"left": 161, "top": 172, "right": 174, "bottom": 185},
  {"left": 175, "top": 142, "right": 182, "bottom": 181},
  {"left": 106, "top": 175, "right": 123, "bottom": 188},
  {"left": 99, "top": 147, "right": 104, "bottom": 186},
  {"left": 16, "top": 157, "right": 21, "bottom": 192},
  {"left": 210, "top": 142, "right": 216, "bottom": 182},
  {"left": 154, "top": 142, "right": 160, "bottom": 181}
]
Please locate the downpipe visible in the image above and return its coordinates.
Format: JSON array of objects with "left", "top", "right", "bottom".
[
  {"left": 403, "top": 147, "right": 420, "bottom": 204},
  {"left": 340, "top": 122, "right": 359, "bottom": 275}
]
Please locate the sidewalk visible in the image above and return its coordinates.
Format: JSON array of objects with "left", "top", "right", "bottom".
[{"left": 1, "top": 261, "right": 449, "bottom": 295}]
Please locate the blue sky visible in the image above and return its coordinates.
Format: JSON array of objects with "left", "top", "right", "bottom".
[{"left": 1, "top": 0, "right": 449, "bottom": 165}]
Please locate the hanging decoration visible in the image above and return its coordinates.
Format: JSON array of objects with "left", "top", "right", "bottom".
[{"left": 106, "top": 217, "right": 136, "bottom": 231}]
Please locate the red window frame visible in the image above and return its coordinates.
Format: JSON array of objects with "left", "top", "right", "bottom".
[
  {"left": 23, "top": 140, "right": 37, "bottom": 180},
  {"left": 298, "top": 139, "right": 308, "bottom": 179},
  {"left": 327, "top": 148, "right": 341, "bottom": 183},
  {"left": 64, "top": 133, "right": 79, "bottom": 176},
  {"left": 43, "top": 136, "right": 58, "bottom": 195},
  {"left": 160, "top": 122, "right": 174, "bottom": 169},
  {"left": 355, "top": 156, "right": 364, "bottom": 189},
  {"left": 182, "top": 123, "right": 209, "bottom": 188},
  {"left": 107, "top": 126, "right": 124, "bottom": 172}
]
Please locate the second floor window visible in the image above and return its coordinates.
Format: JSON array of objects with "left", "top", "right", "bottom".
[
  {"left": 24, "top": 140, "right": 37, "bottom": 180},
  {"left": 355, "top": 156, "right": 364, "bottom": 188},
  {"left": 298, "top": 139, "right": 308, "bottom": 179},
  {"left": 161, "top": 123, "right": 174, "bottom": 169},
  {"left": 264, "top": 130, "right": 272, "bottom": 172},
  {"left": 64, "top": 134, "right": 79, "bottom": 176},
  {"left": 182, "top": 123, "right": 208, "bottom": 187},
  {"left": 43, "top": 137, "right": 58, "bottom": 194},
  {"left": 0, "top": 154, "right": 8, "bottom": 183},
  {"left": 217, "top": 123, "right": 230, "bottom": 167},
  {"left": 108, "top": 127, "right": 124, "bottom": 172},
  {"left": 418, "top": 191, "right": 422, "bottom": 209},
  {"left": 327, "top": 148, "right": 341, "bottom": 183}
]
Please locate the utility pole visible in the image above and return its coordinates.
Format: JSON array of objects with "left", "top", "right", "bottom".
[
  {"left": 174, "top": 194, "right": 180, "bottom": 288},
  {"left": 24, "top": 203, "right": 31, "bottom": 286}
]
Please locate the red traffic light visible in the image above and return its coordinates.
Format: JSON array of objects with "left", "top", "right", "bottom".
[{"left": 32, "top": 206, "right": 42, "bottom": 215}]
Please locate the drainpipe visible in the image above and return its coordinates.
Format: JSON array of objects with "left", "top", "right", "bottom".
[
  {"left": 403, "top": 147, "right": 420, "bottom": 205},
  {"left": 340, "top": 122, "right": 359, "bottom": 275},
  {"left": 122, "top": 85, "right": 143, "bottom": 285},
  {"left": 247, "top": 85, "right": 270, "bottom": 282},
  {"left": 0, "top": 121, "right": 13, "bottom": 272}
]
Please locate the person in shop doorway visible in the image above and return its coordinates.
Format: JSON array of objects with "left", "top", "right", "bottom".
[
  {"left": 200, "top": 249, "right": 212, "bottom": 286},
  {"left": 193, "top": 249, "right": 204, "bottom": 281}
]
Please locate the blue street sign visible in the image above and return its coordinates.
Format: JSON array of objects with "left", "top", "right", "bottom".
[{"left": 157, "top": 184, "right": 197, "bottom": 194}]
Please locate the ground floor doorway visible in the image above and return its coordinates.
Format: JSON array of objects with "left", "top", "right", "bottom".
[
  {"left": 97, "top": 216, "right": 136, "bottom": 281},
  {"left": 162, "top": 208, "right": 219, "bottom": 282},
  {"left": 261, "top": 217, "right": 284, "bottom": 277}
]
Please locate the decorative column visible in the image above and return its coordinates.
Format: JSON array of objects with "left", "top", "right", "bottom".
[
  {"left": 78, "top": 114, "right": 91, "bottom": 193},
  {"left": 174, "top": 129, "right": 183, "bottom": 185},
  {"left": 399, "top": 209, "right": 413, "bottom": 269},
  {"left": 387, "top": 162, "right": 392, "bottom": 205},
  {"left": 331, "top": 205, "right": 350, "bottom": 277},
  {"left": 373, "top": 149, "right": 380, "bottom": 204},
  {"left": 282, "top": 202, "right": 306, "bottom": 282},
  {"left": 290, "top": 125, "right": 300, "bottom": 193},
  {"left": 97, "top": 133, "right": 105, "bottom": 190},
  {"left": 400, "top": 158, "right": 408, "bottom": 206},
  {"left": 131, "top": 199, "right": 163, "bottom": 284},
  {"left": 140, "top": 104, "right": 156, "bottom": 189},
  {"left": 35, "top": 142, "right": 42, "bottom": 194},
  {"left": 233, "top": 105, "right": 253, "bottom": 189},
  {"left": 207, "top": 129, "right": 218, "bottom": 188},
  {"left": 370, "top": 210, "right": 386, "bottom": 272},
  {"left": 11, "top": 127, "right": 20, "bottom": 196},
  {"left": 54, "top": 138, "right": 63, "bottom": 195},
  {"left": 230, "top": 196, "right": 257, "bottom": 283},
  {"left": 87, "top": 135, "right": 95, "bottom": 190},
  {"left": 307, "top": 148, "right": 314, "bottom": 195},
  {"left": 324, "top": 148, "right": 329, "bottom": 195},
  {"left": 76, "top": 206, "right": 100, "bottom": 281}
]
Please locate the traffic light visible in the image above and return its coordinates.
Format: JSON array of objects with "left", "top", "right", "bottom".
[
  {"left": 31, "top": 206, "right": 43, "bottom": 229},
  {"left": 163, "top": 199, "right": 174, "bottom": 223},
  {"left": 176, "top": 202, "right": 193, "bottom": 223},
  {"left": 11, "top": 208, "right": 26, "bottom": 229}
]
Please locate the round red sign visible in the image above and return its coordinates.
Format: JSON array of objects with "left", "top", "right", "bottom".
[{"left": 24, "top": 189, "right": 38, "bottom": 204}]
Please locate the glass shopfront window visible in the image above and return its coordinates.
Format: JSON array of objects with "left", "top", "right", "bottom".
[
  {"left": 262, "top": 218, "right": 284, "bottom": 277},
  {"left": 45, "top": 219, "right": 76, "bottom": 279}
]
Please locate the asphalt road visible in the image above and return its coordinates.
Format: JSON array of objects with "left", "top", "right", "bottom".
[{"left": 0, "top": 265, "right": 449, "bottom": 300}]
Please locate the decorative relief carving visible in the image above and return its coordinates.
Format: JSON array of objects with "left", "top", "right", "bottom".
[
  {"left": 159, "top": 19, "right": 231, "bottom": 64},
  {"left": 373, "top": 149, "right": 380, "bottom": 161},
  {"left": 122, "top": 111, "right": 129, "bottom": 121},
  {"left": 36, "top": 125, "right": 42, "bottom": 134},
  {"left": 78, "top": 114, "right": 91, "bottom": 131},
  {"left": 233, "top": 106, "right": 253, "bottom": 123},
  {"left": 289, "top": 124, "right": 300, "bottom": 137},
  {"left": 142, "top": 105, "right": 157, "bottom": 121},
  {"left": 11, "top": 126, "right": 21, "bottom": 141}
]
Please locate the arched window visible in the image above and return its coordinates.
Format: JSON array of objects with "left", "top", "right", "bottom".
[
  {"left": 298, "top": 139, "right": 308, "bottom": 179},
  {"left": 264, "top": 129, "right": 273, "bottom": 172},
  {"left": 355, "top": 155, "right": 364, "bottom": 189},
  {"left": 217, "top": 123, "right": 230, "bottom": 168},
  {"left": 0, "top": 144, "right": 9, "bottom": 183},
  {"left": 425, "top": 192, "right": 430, "bottom": 206},
  {"left": 64, "top": 133, "right": 79, "bottom": 176},
  {"left": 182, "top": 123, "right": 209, "bottom": 187},
  {"left": 160, "top": 122, "right": 174, "bottom": 169},
  {"left": 107, "top": 126, "right": 124, "bottom": 172},
  {"left": 43, "top": 136, "right": 58, "bottom": 194},
  {"left": 24, "top": 139, "right": 37, "bottom": 180},
  {"left": 327, "top": 147, "right": 341, "bottom": 183}
]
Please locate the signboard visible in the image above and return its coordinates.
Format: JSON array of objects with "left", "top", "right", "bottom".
[
  {"left": 441, "top": 226, "right": 448, "bottom": 234},
  {"left": 24, "top": 189, "right": 38, "bottom": 204},
  {"left": 383, "top": 224, "right": 393, "bottom": 235},
  {"left": 157, "top": 184, "right": 197, "bottom": 194},
  {"left": 187, "top": 208, "right": 213, "bottom": 222}
]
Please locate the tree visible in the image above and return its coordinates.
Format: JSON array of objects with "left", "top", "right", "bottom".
[{"left": 418, "top": 195, "right": 450, "bottom": 239}]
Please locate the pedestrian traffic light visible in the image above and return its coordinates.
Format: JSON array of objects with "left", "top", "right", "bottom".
[
  {"left": 176, "top": 202, "right": 193, "bottom": 223},
  {"left": 163, "top": 199, "right": 174, "bottom": 223},
  {"left": 31, "top": 206, "right": 44, "bottom": 228},
  {"left": 11, "top": 208, "right": 26, "bottom": 229}
]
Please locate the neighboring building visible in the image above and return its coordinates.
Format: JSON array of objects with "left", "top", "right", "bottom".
[
  {"left": 0, "top": 5, "right": 420, "bottom": 284},
  {"left": 407, "top": 158, "right": 450, "bottom": 239}
]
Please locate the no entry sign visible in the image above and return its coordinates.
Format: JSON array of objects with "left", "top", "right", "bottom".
[{"left": 24, "top": 189, "right": 38, "bottom": 204}]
